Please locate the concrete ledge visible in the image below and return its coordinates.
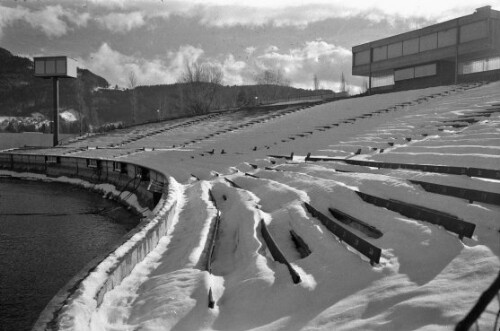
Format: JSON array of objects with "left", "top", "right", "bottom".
[
  {"left": 205, "top": 190, "right": 222, "bottom": 308},
  {"left": 260, "top": 219, "right": 301, "bottom": 284},
  {"left": 304, "top": 202, "right": 382, "bottom": 265}
]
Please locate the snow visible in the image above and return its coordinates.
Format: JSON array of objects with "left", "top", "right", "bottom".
[
  {"left": 7, "top": 82, "right": 500, "bottom": 330},
  {"left": 60, "top": 110, "right": 79, "bottom": 122}
]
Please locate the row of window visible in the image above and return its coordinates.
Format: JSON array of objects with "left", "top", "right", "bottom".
[
  {"left": 370, "top": 56, "right": 500, "bottom": 88},
  {"left": 371, "top": 63, "right": 437, "bottom": 88},
  {"left": 394, "top": 63, "right": 437, "bottom": 81},
  {"left": 354, "top": 20, "right": 489, "bottom": 66},
  {"left": 371, "top": 73, "right": 395, "bottom": 88},
  {"left": 459, "top": 56, "right": 500, "bottom": 74}
]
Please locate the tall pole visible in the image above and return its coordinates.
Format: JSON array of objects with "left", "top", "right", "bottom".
[
  {"left": 53, "top": 77, "right": 59, "bottom": 147},
  {"left": 368, "top": 47, "right": 373, "bottom": 95},
  {"left": 454, "top": 19, "right": 460, "bottom": 84}
]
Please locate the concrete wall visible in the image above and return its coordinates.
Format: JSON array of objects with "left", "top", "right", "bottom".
[{"left": 0, "top": 152, "right": 176, "bottom": 331}]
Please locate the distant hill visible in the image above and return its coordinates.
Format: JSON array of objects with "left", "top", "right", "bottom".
[
  {"left": 0, "top": 47, "right": 109, "bottom": 130},
  {"left": 94, "top": 83, "right": 335, "bottom": 125},
  {"left": 0, "top": 47, "right": 335, "bottom": 132}
]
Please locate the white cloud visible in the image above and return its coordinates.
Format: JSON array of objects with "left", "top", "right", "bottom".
[
  {"left": 302, "top": 40, "right": 351, "bottom": 61},
  {"left": 200, "top": 0, "right": 497, "bottom": 22},
  {"left": 64, "top": 10, "right": 90, "bottom": 28},
  {"left": 0, "top": 4, "right": 89, "bottom": 39},
  {"left": 265, "top": 45, "right": 279, "bottom": 53},
  {"left": 26, "top": 5, "right": 70, "bottom": 37},
  {"left": 5, "top": 0, "right": 493, "bottom": 36},
  {"left": 97, "top": 12, "right": 146, "bottom": 33},
  {"left": 221, "top": 54, "right": 247, "bottom": 86},
  {"left": 258, "top": 40, "right": 350, "bottom": 71},
  {"left": 166, "top": 45, "right": 205, "bottom": 72},
  {"left": 55, "top": 0, "right": 495, "bottom": 30},
  {"left": 0, "top": 6, "right": 28, "bottom": 38},
  {"left": 77, "top": 38, "right": 363, "bottom": 93},
  {"left": 255, "top": 40, "right": 353, "bottom": 91},
  {"left": 245, "top": 46, "right": 257, "bottom": 55},
  {"left": 130, "top": 0, "right": 495, "bottom": 28},
  {"left": 80, "top": 43, "right": 206, "bottom": 87}
]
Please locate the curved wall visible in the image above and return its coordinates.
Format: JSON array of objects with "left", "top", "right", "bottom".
[{"left": 0, "top": 152, "right": 177, "bottom": 331}]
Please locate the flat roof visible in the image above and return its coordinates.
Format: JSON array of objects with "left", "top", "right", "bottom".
[{"left": 353, "top": 6, "right": 500, "bottom": 52}]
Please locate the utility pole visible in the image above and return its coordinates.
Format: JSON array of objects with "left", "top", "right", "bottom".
[
  {"left": 52, "top": 77, "right": 59, "bottom": 146},
  {"left": 454, "top": 18, "right": 460, "bottom": 84}
]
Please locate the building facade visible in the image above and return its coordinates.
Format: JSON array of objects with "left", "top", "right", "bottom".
[{"left": 352, "top": 6, "right": 500, "bottom": 92}]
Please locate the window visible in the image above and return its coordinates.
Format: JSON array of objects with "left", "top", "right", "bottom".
[
  {"left": 485, "top": 57, "right": 500, "bottom": 71},
  {"left": 34, "top": 60, "right": 45, "bottom": 75},
  {"left": 45, "top": 60, "right": 55, "bottom": 75},
  {"left": 373, "top": 45, "right": 387, "bottom": 62},
  {"left": 460, "top": 56, "right": 500, "bottom": 74},
  {"left": 394, "top": 67, "right": 415, "bottom": 81},
  {"left": 415, "top": 63, "right": 437, "bottom": 78},
  {"left": 419, "top": 33, "right": 438, "bottom": 52},
  {"left": 388, "top": 42, "right": 402, "bottom": 58},
  {"left": 354, "top": 50, "right": 370, "bottom": 65},
  {"left": 371, "top": 72, "right": 394, "bottom": 87},
  {"left": 460, "top": 21, "right": 488, "bottom": 43},
  {"left": 438, "top": 28, "right": 457, "bottom": 48},
  {"left": 403, "top": 38, "right": 419, "bottom": 55},
  {"left": 46, "top": 156, "right": 59, "bottom": 164},
  {"left": 461, "top": 60, "right": 484, "bottom": 74},
  {"left": 113, "top": 161, "right": 125, "bottom": 173},
  {"left": 394, "top": 63, "right": 436, "bottom": 81},
  {"left": 56, "top": 59, "right": 66, "bottom": 74},
  {"left": 87, "top": 159, "right": 99, "bottom": 168}
]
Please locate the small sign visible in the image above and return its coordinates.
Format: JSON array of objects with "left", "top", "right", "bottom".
[{"left": 34, "top": 56, "right": 77, "bottom": 78}]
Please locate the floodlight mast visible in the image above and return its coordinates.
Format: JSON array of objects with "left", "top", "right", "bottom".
[
  {"left": 52, "top": 77, "right": 59, "bottom": 147},
  {"left": 33, "top": 56, "right": 77, "bottom": 146}
]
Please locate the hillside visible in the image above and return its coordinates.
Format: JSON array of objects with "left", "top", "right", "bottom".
[
  {"left": 0, "top": 47, "right": 334, "bottom": 133},
  {"left": 93, "top": 83, "right": 334, "bottom": 124},
  {"left": 0, "top": 47, "right": 108, "bottom": 125}
]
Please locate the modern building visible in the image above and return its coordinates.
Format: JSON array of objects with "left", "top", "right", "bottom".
[{"left": 352, "top": 6, "right": 500, "bottom": 92}]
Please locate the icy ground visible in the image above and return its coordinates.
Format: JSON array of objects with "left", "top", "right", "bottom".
[{"left": 18, "top": 82, "right": 500, "bottom": 330}]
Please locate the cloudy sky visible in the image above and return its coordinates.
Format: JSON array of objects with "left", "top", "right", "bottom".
[{"left": 0, "top": 0, "right": 496, "bottom": 92}]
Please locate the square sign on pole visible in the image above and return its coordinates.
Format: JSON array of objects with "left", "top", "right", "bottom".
[
  {"left": 33, "top": 56, "right": 77, "bottom": 146},
  {"left": 34, "top": 56, "right": 78, "bottom": 78}
]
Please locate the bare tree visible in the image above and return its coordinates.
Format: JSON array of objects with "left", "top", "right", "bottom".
[
  {"left": 313, "top": 74, "right": 320, "bottom": 90},
  {"left": 255, "top": 68, "right": 290, "bottom": 86},
  {"left": 177, "top": 61, "right": 224, "bottom": 115},
  {"left": 128, "top": 71, "right": 138, "bottom": 124},
  {"left": 340, "top": 72, "right": 347, "bottom": 93}
]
